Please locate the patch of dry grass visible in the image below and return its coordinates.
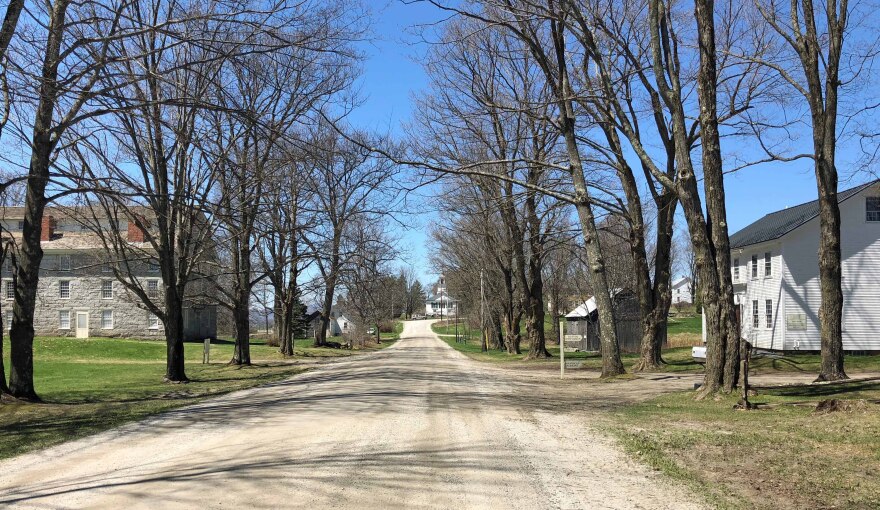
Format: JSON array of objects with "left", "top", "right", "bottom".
[
  {"left": 666, "top": 333, "right": 703, "bottom": 348},
  {"left": 611, "top": 385, "right": 880, "bottom": 510}
]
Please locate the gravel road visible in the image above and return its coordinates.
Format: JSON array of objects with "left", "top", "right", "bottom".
[{"left": 0, "top": 320, "right": 705, "bottom": 509}]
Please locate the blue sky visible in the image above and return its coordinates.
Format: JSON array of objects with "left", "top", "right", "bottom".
[{"left": 349, "top": 1, "right": 877, "bottom": 286}]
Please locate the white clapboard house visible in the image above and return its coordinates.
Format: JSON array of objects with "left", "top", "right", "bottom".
[
  {"left": 702, "top": 179, "right": 880, "bottom": 351},
  {"left": 671, "top": 277, "right": 693, "bottom": 304}
]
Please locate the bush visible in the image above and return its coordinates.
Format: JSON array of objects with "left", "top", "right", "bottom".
[{"left": 379, "top": 321, "right": 395, "bottom": 333}]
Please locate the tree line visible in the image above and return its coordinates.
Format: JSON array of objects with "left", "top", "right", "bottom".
[
  {"left": 400, "top": 0, "right": 877, "bottom": 396},
  {"left": 0, "top": 0, "right": 419, "bottom": 401}
]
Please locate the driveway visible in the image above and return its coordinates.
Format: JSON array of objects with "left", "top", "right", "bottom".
[{"left": 0, "top": 320, "right": 704, "bottom": 509}]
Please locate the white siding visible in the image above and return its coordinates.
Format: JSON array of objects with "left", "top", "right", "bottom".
[
  {"left": 671, "top": 278, "right": 693, "bottom": 304},
  {"left": 731, "top": 242, "right": 785, "bottom": 349},
  {"left": 780, "top": 184, "right": 880, "bottom": 350}
]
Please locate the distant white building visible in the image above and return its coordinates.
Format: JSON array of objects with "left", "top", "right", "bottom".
[
  {"left": 703, "top": 180, "right": 880, "bottom": 351},
  {"left": 307, "top": 307, "right": 355, "bottom": 338},
  {"left": 671, "top": 277, "right": 693, "bottom": 304},
  {"left": 425, "top": 274, "right": 458, "bottom": 317}
]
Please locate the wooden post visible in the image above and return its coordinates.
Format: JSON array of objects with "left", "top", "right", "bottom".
[
  {"left": 560, "top": 319, "right": 565, "bottom": 379},
  {"left": 203, "top": 337, "right": 210, "bottom": 364},
  {"left": 737, "top": 341, "right": 754, "bottom": 410}
]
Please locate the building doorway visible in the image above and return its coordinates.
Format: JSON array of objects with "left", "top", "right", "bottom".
[{"left": 76, "top": 312, "right": 89, "bottom": 338}]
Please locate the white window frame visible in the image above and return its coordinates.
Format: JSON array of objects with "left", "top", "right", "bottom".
[
  {"left": 59, "top": 280, "right": 70, "bottom": 299},
  {"left": 733, "top": 258, "right": 739, "bottom": 281},
  {"left": 4, "top": 280, "right": 12, "bottom": 300},
  {"left": 147, "top": 261, "right": 160, "bottom": 273},
  {"left": 765, "top": 299, "right": 773, "bottom": 329},
  {"left": 101, "top": 309, "right": 113, "bottom": 329},
  {"left": 101, "top": 280, "right": 113, "bottom": 299},
  {"left": 59, "top": 310, "right": 71, "bottom": 330},
  {"left": 59, "top": 255, "right": 71, "bottom": 272},
  {"left": 148, "top": 312, "right": 160, "bottom": 330},
  {"left": 752, "top": 300, "right": 759, "bottom": 329},
  {"left": 751, "top": 255, "right": 758, "bottom": 279},
  {"left": 101, "top": 262, "right": 113, "bottom": 273},
  {"left": 16, "top": 220, "right": 23, "bottom": 230},
  {"left": 764, "top": 252, "right": 772, "bottom": 278},
  {"left": 867, "top": 196, "right": 880, "bottom": 222}
]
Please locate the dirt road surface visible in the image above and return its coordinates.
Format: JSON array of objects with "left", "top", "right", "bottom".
[{"left": 0, "top": 320, "right": 704, "bottom": 509}]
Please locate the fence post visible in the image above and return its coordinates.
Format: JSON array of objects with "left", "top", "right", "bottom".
[{"left": 203, "top": 337, "right": 210, "bottom": 364}]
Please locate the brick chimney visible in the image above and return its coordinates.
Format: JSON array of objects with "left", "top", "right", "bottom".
[
  {"left": 127, "top": 218, "right": 146, "bottom": 242},
  {"left": 40, "top": 215, "right": 56, "bottom": 241}
]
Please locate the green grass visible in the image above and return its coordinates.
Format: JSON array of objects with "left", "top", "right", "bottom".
[
  {"left": 380, "top": 320, "right": 404, "bottom": 343},
  {"left": 0, "top": 331, "right": 401, "bottom": 461},
  {"left": 610, "top": 384, "right": 880, "bottom": 510},
  {"left": 433, "top": 321, "right": 880, "bottom": 378},
  {"left": 666, "top": 315, "right": 702, "bottom": 335},
  {"left": 431, "top": 321, "right": 697, "bottom": 365}
]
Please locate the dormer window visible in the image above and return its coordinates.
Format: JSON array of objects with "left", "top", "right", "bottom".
[{"left": 867, "top": 197, "right": 880, "bottom": 222}]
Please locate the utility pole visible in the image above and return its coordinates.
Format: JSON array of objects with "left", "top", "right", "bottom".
[{"left": 480, "top": 269, "right": 487, "bottom": 352}]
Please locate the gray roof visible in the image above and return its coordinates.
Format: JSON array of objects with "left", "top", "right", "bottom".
[{"left": 729, "top": 180, "right": 878, "bottom": 249}]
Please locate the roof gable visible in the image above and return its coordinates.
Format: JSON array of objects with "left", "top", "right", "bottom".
[{"left": 729, "top": 180, "right": 878, "bottom": 249}]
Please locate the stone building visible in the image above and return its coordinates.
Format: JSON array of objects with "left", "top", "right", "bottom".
[{"left": 0, "top": 207, "right": 217, "bottom": 340}]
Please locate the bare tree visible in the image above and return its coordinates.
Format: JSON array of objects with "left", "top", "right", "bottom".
[
  {"left": 561, "top": 0, "right": 762, "bottom": 392},
  {"left": 258, "top": 152, "right": 314, "bottom": 355},
  {"left": 69, "top": 0, "right": 318, "bottom": 383},
  {"left": 207, "top": 5, "right": 361, "bottom": 363},
  {"left": 4, "top": 0, "right": 134, "bottom": 399},
  {"left": 304, "top": 126, "right": 398, "bottom": 347},
  {"left": 340, "top": 215, "right": 398, "bottom": 345},
  {"left": 745, "top": 0, "right": 879, "bottom": 381}
]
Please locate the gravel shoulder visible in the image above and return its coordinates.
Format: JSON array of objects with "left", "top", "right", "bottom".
[{"left": 0, "top": 320, "right": 705, "bottom": 509}]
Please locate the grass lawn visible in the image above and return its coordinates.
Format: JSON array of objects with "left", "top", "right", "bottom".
[
  {"left": 610, "top": 383, "right": 880, "bottom": 510},
  {"left": 667, "top": 315, "right": 701, "bottom": 335},
  {"left": 431, "top": 321, "right": 702, "bottom": 368},
  {"left": 0, "top": 329, "right": 400, "bottom": 461},
  {"left": 433, "top": 320, "right": 880, "bottom": 376}
]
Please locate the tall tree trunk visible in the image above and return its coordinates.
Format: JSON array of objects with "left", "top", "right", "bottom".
[
  {"left": 500, "top": 266, "right": 521, "bottom": 354},
  {"left": 279, "top": 301, "right": 294, "bottom": 356},
  {"left": 164, "top": 290, "right": 188, "bottom": 383},
  {"left": 694, "top": 0, "right": 740, "bottom": 393},
  {"left": 273, "top": 292, "right": 282, "bottom": 342},
  {"left": 503, "top": 307, "right": 522, "bottom": 355},
  {"left": 524, "top": 271, "right": 549, "bottom": 359},
  {"left": 650, "top": 192, "right": 677, "bottom": 360},
  {"left": 490, "top": 309, "right": 504, "bottom": 350},
  {"left": 230, "top": 245, "right": 251, "bottom": 365},
  {"left": 805, "top": 0, "right": 847, "bottom": 382},
  {"left": 0, "top": 317, "right": 8, "bottom": 394},
  {"left": 523, "top": 172, "right": 550, "bottom": 359},
  {"left": 315, "top": 280, "right": 335, "bottom": 347},
  {"left": 815, "top": 155, "right": 846, "bottom": 380},
  {"left": 561, "top": 121, "right": 623, "bottom": 376},
  {"left": 8, "top": 0, "right": 70, "bottom": 400},
  {"left": 231, "top": 294, "right": 251, "bottom": 365}
]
